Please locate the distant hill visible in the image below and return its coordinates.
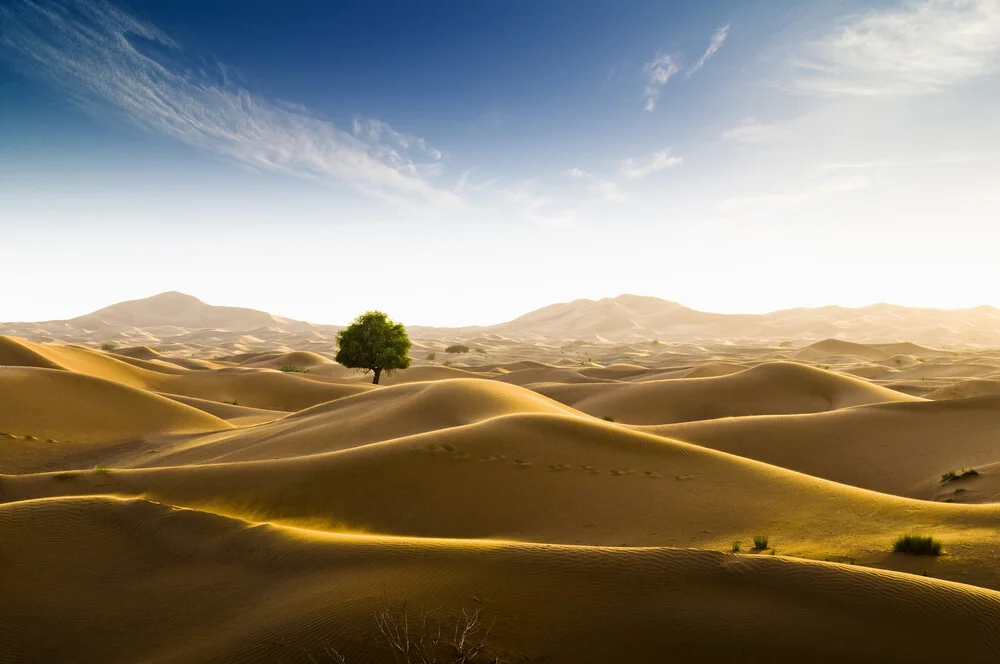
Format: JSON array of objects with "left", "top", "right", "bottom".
[
  {"left": 486, "top": 295, "right": 1000, "bottom": 345},
  {"left": 70, "top": 292, "right": 315, "bottom": 332},
  {"left": 2, "top": 292, "right": 999, "bottom": 347}
]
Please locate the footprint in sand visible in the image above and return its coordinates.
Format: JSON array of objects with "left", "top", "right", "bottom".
[
  {"left": 547, "top": 463, "right": 572, "bottom": 472},
  {"left": 514, "top": 459, "right": 534, "bottom": 469}
]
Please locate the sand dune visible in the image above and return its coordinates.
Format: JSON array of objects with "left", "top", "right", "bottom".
[
  {"left": 533, "top": 361, "right": 919, "bottom": 424},
  {"left": 9, "top": 411, "right": 1000, "bottom": 591},
  {"left": 7, "top": 303, "right": 1000, "bottom": 662},
  {"left": 0, "top": 366, "right": 231, "bottom": 473},
  {"left": 645, "top": 396, "right": 1000, "bottom": 502},
  {"left": 3, "top": 496, "right": 1000, "bottom": 663}
]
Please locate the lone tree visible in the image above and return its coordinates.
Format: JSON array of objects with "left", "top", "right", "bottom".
[{"left": 335, "top": 311, "right": 412, "bottom": 384}]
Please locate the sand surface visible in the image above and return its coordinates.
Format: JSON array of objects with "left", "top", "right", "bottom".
[{"left": 4, "top": 293, "right": 1000, "bottom": 662}]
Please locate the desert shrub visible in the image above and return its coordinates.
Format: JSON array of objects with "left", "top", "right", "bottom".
[
  {"left": 54, "top": 472, "right": 77, "bottom": 480},
  {"left": 753, "top": 534, "right": 769, "bottom": 550},
  {"left": 651, "top": 339, "right": 660, "bottom": 345},
  {"left": 941, "top": 468, "right": 979, "bottom": 483},
  {"left": 279, "top": 365, "right": 310, "bottom": 373},
  {"left": 893, "top": 534, "right": 942, "bottom": 556},
  {"left": 601, "top": 415, "right": 614, "bottom": 422},
  {"left": 373, "top": 594, "right": 496, "bottom": 664},
  {"left": 443, "top": 360, "right": 453, "bottom": 367},
  {"left": 731, "top": 540, "right": 742, "bottom": 552},
  {"left": 100, "top": 342, "right": 118, "bottom": 351},
  {"left": 445, "top": 344, "right": 470, "bottom": 354},
  {"left": 427, "top": 352, "right": 437, "bottom": 361},
  {"left": 93, "top": 465, "right": 111, "bottom": 474}
]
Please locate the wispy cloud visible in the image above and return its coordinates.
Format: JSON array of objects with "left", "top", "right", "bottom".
[
  {"left": 620, "top": 149, "right": 683, "bottom": 178},
  {"left": 0, "top": 0, "right": 459, "bottom": 208},
  {"left": 722, "top": 118, "right": 784, "bottom": 144},
  {"left": 569, "top": 168, "right": 627, "bottom": 202},
  {"left": 792, "top": 0, "right": 1000, "bottom": 96},
  {"left": 642, "top": 53, "right": 679, "bottom": 111},
  {"left": 688, "top": 24, "right": 730, "bottom": 76}
]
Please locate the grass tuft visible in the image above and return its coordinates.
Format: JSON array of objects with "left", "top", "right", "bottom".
[
  {"left": 941, "top": 468, "right": 979, "bottom": 483},
  {"left": 93, "top": 465, "right": 112, "bottom": 474},
  {"left": 278, "top": 365, "right": 310, "bottom": 373},
  {"left": 893, "top": 534, "right": 942, "bottom": 556},
  {"left": 731, "top": 540, "right": 742, "bottom": 553},
  {"left": 753, "top": 534, "right": 769, "bottom": 550},
  {"left": 601, "top": 415, "right": 615, "bottom": 422}
]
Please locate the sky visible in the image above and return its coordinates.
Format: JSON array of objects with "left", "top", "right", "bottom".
[{"left": 2, "top": 0, "right": 999, "bottom": 326}]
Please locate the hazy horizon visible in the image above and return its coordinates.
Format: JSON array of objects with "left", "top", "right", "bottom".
[
  {"left": 6, "top": 288, "right": 1000, "bottom": 330},
  {"left": 3, "top": 0, "right": 1000, "bottom": 326}
]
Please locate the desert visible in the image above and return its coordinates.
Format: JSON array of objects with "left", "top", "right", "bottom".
[{"left": 4, "top": 292, "right": 1000, "bottom": 662}]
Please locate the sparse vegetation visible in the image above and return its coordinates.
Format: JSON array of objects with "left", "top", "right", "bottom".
[
  {"left": 372, "top": 594, "right": 497, "bottom": 664},
  {"left": 100, "top": 342, "right": 118, "bottom": 351},
  {"left": 731, "top": 540, "right": 742, "bottom": 553},
  {"left": 893, "top": 534, "right": 942, "bottom": 556},
  {"left": 443, "top": 360, "right": 453, "bottom": 367},
  {"left": 54, "top": 471, "right": 77, "bottom": 480},
  {"left": 427, "top": 352, "right": 437, "bottom": 361},
  {"left": 224, "top": 399, "right": 239, "bottom": 405},
  {"left": 93, "top": 465, "right": 111, "bottom": 474},
  {"left": 941, "top": 468, "right": 979, "bottom": 483},
  {"left": 601, "top": 415, "right": 614, "bottom": 422},
  {"left": 753, "top": 534, "right": 769, "bottom": 550},
  {"left": 651, "top": 339, "right": 660, "bottom": 345},
  {"left": 336, "top": 311, "right": 412, "bottom": 385},
  {"left": 279, "top": 365, "right": 310, "bottom": 373},
  {"left": 445, "top": 344, "right": 470, "bottom": 354}
]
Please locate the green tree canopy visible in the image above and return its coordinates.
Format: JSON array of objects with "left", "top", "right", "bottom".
[{"left": 335, "top": 311, "right": 412, "bottom": 384}]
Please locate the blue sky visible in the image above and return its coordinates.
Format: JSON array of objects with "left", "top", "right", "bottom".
[{"left": 2, "top": 0, "right": 999, "bottom": 325}]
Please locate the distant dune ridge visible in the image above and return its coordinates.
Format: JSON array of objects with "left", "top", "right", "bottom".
[
  {"left": 3, "top": 291, "right": 1000, "bottom": 347},
  {"left": 4, "top": 293, "right": 1000, "bottom": 661}
]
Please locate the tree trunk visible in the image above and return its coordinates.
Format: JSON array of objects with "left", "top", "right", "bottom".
[{"left": 372, "top": 367, "right": 382, "bottom": 385}]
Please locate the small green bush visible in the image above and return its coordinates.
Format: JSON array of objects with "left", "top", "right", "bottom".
[
  {"left": 601, "top": 415, "right": 614, "bottom": 422},
  {"left": 100, "top": 342, "right": 118, "bottom": 351},
  {"left": 941, "top": 468, "right": 979, "bottom": 483},
  {"left": 426, "top": 352, "right": 437, "bottom": 361},
  {"left": 443, "top": 360, "right": 453, "bottom": 367},
  {"left": 278, "top": 365, "right": 310, "bottom": 373},
  {"left": 445, "top": 344, "right": 470, "bottom": 354},
  {"left": 753, "top": 534, "right": 769, "bottom": 550},
  {"left": 893, "top": 534, "right": 942, "bottom": 556},
  {"left": 731, "top": 541, "right": 742, "bottom": 552},
  {"left": 93, "top": 465, "right": 112, "bottom": 474}
]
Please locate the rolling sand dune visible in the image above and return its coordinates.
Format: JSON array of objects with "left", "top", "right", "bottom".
[
  {"left": 6, "top": 296, "right": 1000, "bottom": 662},
  {"left": 3, "top": 496, "right": 1000, "bottom": 663},
  {"left": 0, "top": 366, "right": 231, "bottom": 473},
  {"left": 645, "top": 396, "right": 1000, "bottom": 502},
  {"left": 8, "top": 412, "right": 1000, "bottom": 591},
  {"left": 533, "top": 361, "right": 920, "bottom": 424}
]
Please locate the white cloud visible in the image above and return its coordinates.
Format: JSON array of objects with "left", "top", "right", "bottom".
[
  {"left": 0, "top": 0, "right": 458, "bottom": 208},
  {"left": 620, "top": 149, "right": 683, "bottom": 178},
  {"left": 688, "top": 24, "right": 730, "bottom": 76},
  {"left": 642, "top": 53, "right": 679, "bottom": 111},
  {"left": 792, "top": 0, "right": 1000, "bottom": 96},
  {"left": 722, "top": 118, "right": 784, "bottom": 144},
  {"left": 568, "top": 168, "right": 626, "bottom": 202}
]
